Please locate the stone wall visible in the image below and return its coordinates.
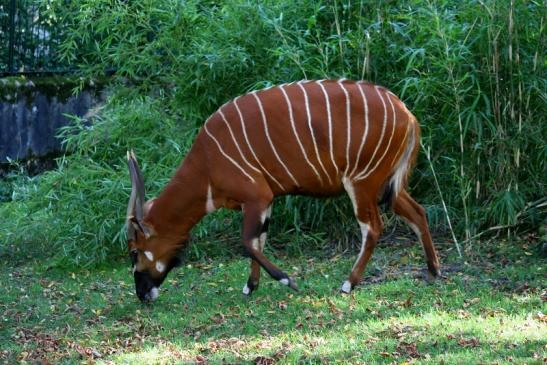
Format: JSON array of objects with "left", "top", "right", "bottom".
[{"left": 0, "top": 77, "right": 106, "bottom": 169}]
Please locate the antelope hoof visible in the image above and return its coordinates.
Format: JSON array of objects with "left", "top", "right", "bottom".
[
  {"left": 279, "top": 277, "right": 299, "bottom": 291},
  {"left": 340, "top": 280, "right": 353, "bottom": 294},
  {"left": 242, "top": 284, "right": 251, "bottom": 296},
  {"left": 426, "top": 264, "right": 442, "bottom": 282},
  {"left": 243, "top": 281, "right": 258, "bottom": 296}
]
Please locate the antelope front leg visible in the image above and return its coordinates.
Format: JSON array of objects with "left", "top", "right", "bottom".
[
  {"left": 341, "top": 181, "right": 383, "bottom": 293},
  {"left": 243, "top": 205, "right": 271, "bottom": 295},
  {"left": 242, "top": 202, "right": 297, "bottom": 294}
]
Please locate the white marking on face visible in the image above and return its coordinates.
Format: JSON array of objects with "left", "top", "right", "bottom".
[
  {"left": 155, "top": 260, "right": 165, "bottom": 273},
  {"left": 149, "top": 287, "right": 159, "bottom": 301},
  {"left": 352, "top": 222, "right": 370, "bottom": 271},
  {"left": 342, "top": 177, "right": 357, "bottom": 215},
  {"left": 317, "top": 80, "right": 339, "bottom": 174},
  {"left": 279, "top": 278, "right": 289, "bottom": 286},
  {"left": 341, "top": 280, "right": 352, "bottom": 293},
  {"left": 337, "top": 80, "right": 352, "bottom": 176},
  {"left": 132, "top": 265, "right": 136, "bottom": 274},
  {"left": 144, "top": 251, "right": 154, "bottom": 261},
  {"left": 206, "top": 184, "right": 215, "bottom": 213},
  {"left": 242, "top": 284, "right": 251, "bottom": 295},
  {"left": 279, "top": 85, "right": 324, "bottom": 185},
  {"left": 297, "top": 81, "right": 332, "bottom": 184},
  {"left": 252, "top": 92, "right": 299, "bottom": 187},
  {"left": 349, "top": 82, "right": 370, "bottom": 177},
  {"left": 356, "top": 89, "right": 397, "bottom": 181},
  {"left": 233, "top": 97, "right": 285, "bottom": 191},
  {"left": 204, "top": 123, "right": 256, "bottom": 183},
  {"left": 218, "top": 108, "right": 261, "bottom": 174}
]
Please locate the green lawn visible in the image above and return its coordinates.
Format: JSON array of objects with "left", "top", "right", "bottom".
[{"left": 1, "top": 238, "right": 545, "bottom": 364}]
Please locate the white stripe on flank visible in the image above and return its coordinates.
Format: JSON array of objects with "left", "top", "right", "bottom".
[
  {"left": 252, "top": 92, "right": 299, "bottom": 187},
  {"left": 355, "top": 90, "right": 397, "bottom": 181},
  {"left": 317, "top": 80, "right": 339, "bottom": 174},
  {"left": 279, "top": 85, "right": 323, "bottom": 185},
  {"left": 389, "top": 117, "right": 415, "bottom": 196},
  {"left": 338, "top": 80, "right": 352, "bottom": 176},
  {"left": 388, "top": 121, "right": 410, "bottom": 170},
  {"left": 297, "top": 81, "right": 332, "bottom": 185},
  {"left": 349, "top": 82, "right": 370, "bottom": 177},
  {"left": 233, "top": 97, "right": 285, "bottom": 191},
  {"left": 218, "top": 108, "right": 261, "bottom": 173},
  {"left": 204, "top": 123, "right": 256, "bottom": 183},
  {"left": 353, "top": 86, "right": 388, "bottom": 180}
]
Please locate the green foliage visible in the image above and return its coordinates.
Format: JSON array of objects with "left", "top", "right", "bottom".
[{"left": 1, "top": 0, "right": 545, "bottom": 266}]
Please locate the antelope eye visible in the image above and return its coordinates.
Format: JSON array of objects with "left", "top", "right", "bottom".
[{"left": 130, "top": 249, "right": 138, "bottom": 264}]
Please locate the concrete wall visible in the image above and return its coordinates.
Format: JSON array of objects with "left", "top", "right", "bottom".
[{"left": 0, "top": 77, "right": 105, "bottom": 165}]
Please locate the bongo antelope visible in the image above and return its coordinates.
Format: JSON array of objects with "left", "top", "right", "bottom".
[{"left": 126, "top": 79, "right": 441, "bottom": 302}]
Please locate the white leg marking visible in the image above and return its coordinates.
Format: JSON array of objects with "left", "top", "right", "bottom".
[
  {"left": 218, "top": 108, "right": 261, "bottom": 173},
  {"left": 155, "top": 260, "right": 165, "bottom": 273},
  {"left": 349, "top": 82, "right": 370, "bottom": 177},
  {"left": 251, "top": 238, "right": 260, "bottom": 251},
  {"left": 403, "top": 218, "right": 422, "bottom": 242},
  {"left": 233, "top": 97, "right": 285, "bottom": 191},
  {"left": 259, "top": 232, "right": 267, "bottom": 251},
  {"left": 317, "top": 80, "right": 339, "bottom": 174},
  {"left": 279, "top": 85, "right": 324, "bottom": 185},
  {"left": 352, "top": 222, "right": 370, "bottom": 271},
  {"left": 279, "top": 278, "right": 289, "bottom": 286},
  {"left": 338, "top": 80, "right": 352, "bottom": 176},
  {"left": 297, "top": 81, "right": 332, "bottom": 184},
  {"left": 353, "top": 86, "right": 388, "bottom": 180},
  {"left": 260, "top": 205, "right": 272, "bottom": 224},
  {"left": 204, "top": 124, "right": 256, "bottom": 183},
  {"left": 252, "top": 92, "right": 300, "bottom": 187},
  {"left": 341, "top": 280, "right": 352, "bottom": 293},
  {"left": 242, "top": 284, "right": 251, "bottom": 295},
  {"left": 206, "top": 184, "right": 215, "bottom": 213},
  {"left": 355, "top": 90, "right": 397, "bottom": 181},
  {"left": 144, "top": 251, "right": 154, "bottom": 261},
  {"left": 149, "top": 287, "right": 159, "bottom": 301},
  {"left": 342, "top": 177, "right": 358, "bottom": 215}
]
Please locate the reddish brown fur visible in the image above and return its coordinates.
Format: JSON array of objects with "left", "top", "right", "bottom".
[{"left": 127, "top": 80, "right": 440, "bottom": 299}]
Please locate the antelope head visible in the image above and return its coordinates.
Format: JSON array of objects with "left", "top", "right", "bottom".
[{"left": 126, "top": 151, "right": 184, "bottom": 302}]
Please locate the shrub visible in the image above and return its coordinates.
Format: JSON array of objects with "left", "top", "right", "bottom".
[{"left": 1, "top": 0, "right": 545, "bottom": 266}]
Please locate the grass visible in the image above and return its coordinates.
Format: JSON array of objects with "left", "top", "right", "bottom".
[{"left": 1, "top": 233, "right": 545, "bottom": 364}]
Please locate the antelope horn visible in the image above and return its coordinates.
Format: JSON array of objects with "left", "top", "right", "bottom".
[{"left": 127, "top": 150, "right": 147, "bottom": 238}]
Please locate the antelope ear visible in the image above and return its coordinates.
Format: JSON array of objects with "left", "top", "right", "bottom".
[
  {"left": 143, "top": 198, "right": 156, "bottom": 217},
  {"left": 129, "top": 216, "right": 154, "bottom": 240}
]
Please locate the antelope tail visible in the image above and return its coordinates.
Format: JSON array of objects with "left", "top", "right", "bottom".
[{"left": 381, "top": 113, "right": 420, "bottom": 206}]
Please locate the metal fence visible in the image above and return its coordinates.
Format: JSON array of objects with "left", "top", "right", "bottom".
[{"left": 0, "top": 0, "right": 69, "bottom": 76}]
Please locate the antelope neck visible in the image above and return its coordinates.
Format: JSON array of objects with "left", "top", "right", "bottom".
[{"left": 145, "top": 149, "right": 209, "bottom": 239}]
